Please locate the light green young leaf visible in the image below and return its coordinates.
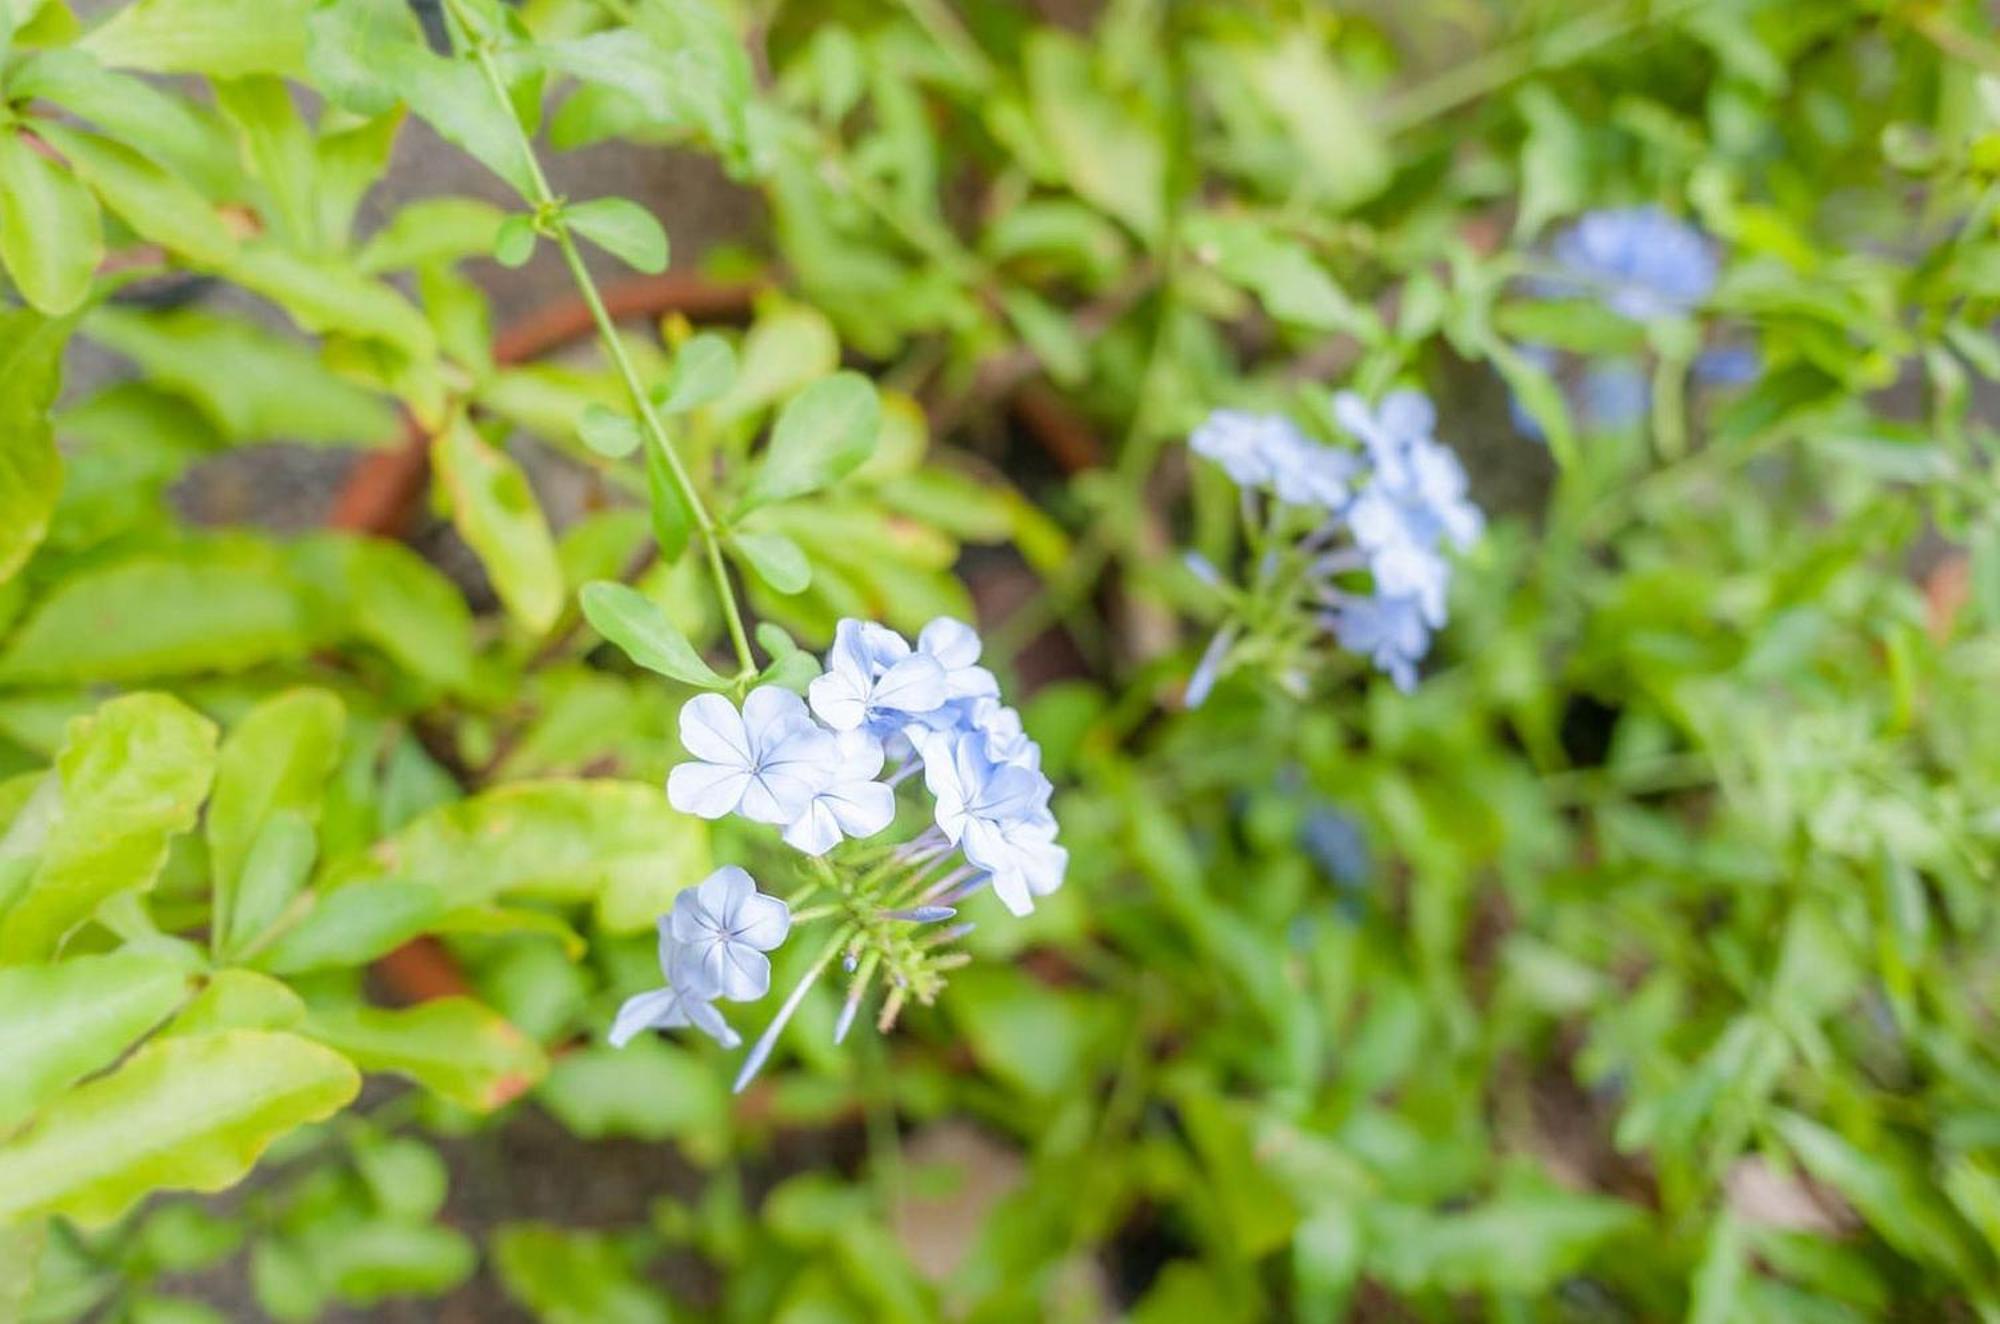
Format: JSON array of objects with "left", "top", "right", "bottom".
[
  {"left": 343, "top": 779, "right": 710, "bottom": 934},
  {"left": 737, "top": 371, "right": 880, "bottom": 513},
  {"left": 223, "top": 242, "right": 437, "bottom": 360},
  {"left": 432, "top": 416, "right": 564, "bottom": 634},
  {"left": 356, "top": 197, "right": 507, "bottom": 274},
  {"left": 304, "top": 0, "right": 423, "bottom": 116},
  {"left": 1234, "top": 33, "right": 1388, "bottom": 210},
  {"left": 653, "top": 331, "right": 735, "bottom": 414},
  {"left": 492, "top": 1222, "right": 673, "bottom": 1324},
  {"left": 305, "top": 998, "right": 546, "bottom": 1113},
  {"left": 1024, "top": 30, "right": 1165, "bottom": 244},
  {"left": 564, "top": 197, "right": 668, "bottom": 275},
  {"left": 0, "top": 1029, "right": 358, "bottom": 1227},
  {"left": 729, "top": 529, "right": 812, "bottom": 595},
  {"left": 579, "top": 581, "right": 726, "bottom": 687},
  {"left": 0, "top": 951, "right": 190, "bottom": 1131},
  {"left": 31, "top": 123, "right": 236, "bottom": 266},
  {"left": 493, "top": 213, "right": 537, "bottom": 268},
  {"left": 83, "top": 306, "right": 398, "bottom": 445},
  {"left": 223, "top": 814, "right": 318, "bottom": 959},
  {"left": 207, "top": 689, "right": 345, "bottom": 952},
  {"left": 253, "top": 880, "right": 444, "bottom": 976},
  {"left": 288, "top": 534, "right": 477, "bottom": 693},
  {"left": 0, "top": 693, "right": 218, "bottom": 962},
  {"left": 7, "top": 49, "right": 242, "bottom": 197},
  {"left": 0, "top": 307, "right": 67, "bottom": 584},
  {"left": 0, "top": 130, "right": 103, "bottom": 315},
  {"left": 707, "top": 303, "right": 839, "bottom": 424},
  {"left": 0, "top": 543, "right": 312, "bottom": 684},
  {"left": 80, "top": 0, "right": 311, "bottom": 77},
  {"left": 578, "top": 405, "right": 642, "bottom": 459},
  {"left": 1184, "top": 212, "right": 1373, "bottom": 336},
  {"left": 164, "top": 969, "right": 306, "bottom": 1038}
]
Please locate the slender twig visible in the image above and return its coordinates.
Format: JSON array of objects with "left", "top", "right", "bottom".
[{"left": 442, "top": 0, "right": 758, "bottom": 677}]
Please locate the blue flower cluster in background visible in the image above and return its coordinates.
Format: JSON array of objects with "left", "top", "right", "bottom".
[
  {"left": 1185, "top": 389, "right": 1483, "bottom": 696},
  {"left": 1546, "top": 206, "right": 1718, "bottom": 320},
  {"left": 616, "top": 618, "right": 1063, "bottom": 1089}
]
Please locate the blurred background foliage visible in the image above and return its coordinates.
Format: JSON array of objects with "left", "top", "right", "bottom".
[{"left": 0, "top": 0, "right": 1998, "bottom": 1319}]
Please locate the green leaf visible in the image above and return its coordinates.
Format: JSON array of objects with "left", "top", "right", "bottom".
[
  {"left": 345, "top": 780, "right": 710, "bottom": 934},
  {"left": 290, "top": 534, "right": 476, "bottom": 693},
  {"left": 579, "top": 581, "right": 726, "bottom": 687},
  {"left": 0, "top": 544, "right": 311, "bottom": 684},
  {"left": 253, "top": 880, "right": 444, "bottom": 976},
  {"left": 729, "top": 529, "right": 811, "bottom": 595},
  {"left": 492, "top": 1223, "right": 673, "bottom": 1324},
  {"left": 0, "top": 951, "right": 190, "bottom": 1131},
  {"left": 0, "top": 130, "right": 103, "bottom": 315},
  {"left": 0, "top": 307, "right": 67, "bottom": 584},
  {"left": 0, "top": 693, "right": 218, "bottom": 962},
  {"left": 1184, "top": 212, "right": 1372, "bottom": 336},
  {"left": 0, "top": 1030, "right": 358, "bottom": 1227},
  {"left": 1366, "top": 1191, "right": 1641, "bottom": 1295},
  {"left": 1024, "top": 30, "right": 1164, "bottom": 243},
  {"left": 356, "top": 197, "right": 506, "bottom": 274},
  {"left": 30, "top": 123, "right": 236, "bottom": 266},
  {"left": 164, "top": 969, "right": 305, "bottom": 1037},
  {"left": 304, "top": 0, "right": 422, "bottom": 116},
  {"left": 493, "top": 212, "right": 537, "bottom": 269},
  {"left": 578, "top": 405, "right": 642, "bottom": 460},
  {"left": 83, "top": 305, "right": 397, "bottom": 445},
  {"left": 564, "top": 197, "right": 668, "bottom": 275},
  {"left": 653, "top": 332, "right": 735, "bottom": 413},
  {"left": 433, "top": 416, "right": 564, "bottom": 634},
  {"left": 311, "top": 1221, "right": 476, "bottom": 1304},
  {"left": 305, "top": 998, "right": 545, "bottom": 1112},
  {"left": 535, "top": 1038, "right": 728, "bottom": 1146},
  {"left": 80, "top": 0, "right": 311, "bottom": 77},
  {"left": 643, "top": 438, "right": 692, "bottom": 563},
  {"left": 223, "top": 241, "right": 436, "bottom": 360},
  {"left": 1234, "top": 33, "right": 1388, "bottom": 210},
  {"left": 738, "top": 371, "right": 880, "bottom": 513},
  {"left": 707, "top": 303, "right": 839, "bottom": 424},
  {"left": 7, "top": 49, "right": 242, "bottom": 197},
  {"left": 209, "top": 690, "right": 345, "bottom": 955}
]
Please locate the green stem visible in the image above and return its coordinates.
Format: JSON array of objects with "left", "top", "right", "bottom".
[{"left": 444, "top": 0, "right": 757, "bottom": 677}]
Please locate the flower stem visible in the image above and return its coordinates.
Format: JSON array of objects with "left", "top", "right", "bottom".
[{"left": 442, "top": 0, "right": 757, "bottom": 678}]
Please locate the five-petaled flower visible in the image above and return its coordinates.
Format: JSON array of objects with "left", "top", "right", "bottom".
[
  {"left": 668, "top": 865, "right": 793, "bottom": 1002},
  {"left": 668, "top": 687, "right": 836, "bottom": 824}
]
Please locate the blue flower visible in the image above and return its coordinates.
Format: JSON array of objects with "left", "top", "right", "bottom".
[
  {"left": 667, "top": 687, "right": 836, "bottom": 825},
  {"left": 782, "top": 728, "right": 897, "bottom": 856},
  {"left": 913, "top": 727, "right": 1063, "bottom": 916},
  {"left": 1190, "top": 409, "right": 1354, "bottom": 512},
  {"left": 1549, "top": 207, "right": 1716, "bottom": 321},
  {"left": 915, "top": 617, "right": 1000, "bottom": 703},
  {"left": 1333, "top": 390, "right": 1437, "bottom": 489},
  {"left": 668, "top": 865, "right": 793, "bottom": 1001},
  {"left": 1580, "top": 361, "right": 1649, "bottom": 429},
  {"left": 1190, "top": 408, "right": 1287, "bottom": 487},
  {"left": 1328, "top": 592, "right": 1432, "bottom": 691},
  {"left": 610, "top": 881, "right": 789, "bottom": 1050},
  {"left": 808, "top": 619, "right": 949, "bottom": 735},
  {"left": 961, "top": 696, "right": 1041, "bottom": 771},
  {"left": 608, "top": 965, "right": 740, "bottom": 1050}
]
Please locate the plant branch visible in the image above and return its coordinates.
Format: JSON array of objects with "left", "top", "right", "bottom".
[{"left": 443, "top": 0, "right": 758, "bottom": 677}]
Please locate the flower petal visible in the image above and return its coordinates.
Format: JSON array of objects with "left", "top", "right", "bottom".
[
  {"left": 696, "top": 865, "right": 756, "bottom": 925},
  {"left": 608, "top": 987, "right": 682, "bottom": 1047},
  {"left": 873, "top": 653, "right": 948, "bottom": 715},
  {"left": 677, "top": 693, "right": 750, "bottom": 765},
  {"left": 667, "top": 763, "right": 750, "bottom": 819},
  {"left": 731, "top": 892, "right": 792, "bottom": 951},
  {"left": 716, "top": 944, "right": 771, "bottom": 1002},
  {"left": 918, "top": 617, "right": 981, "bottom": 670}
]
